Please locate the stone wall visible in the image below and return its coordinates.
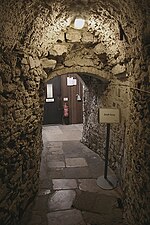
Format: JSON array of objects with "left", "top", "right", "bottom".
[
  {"left": 0, "top": 0, "right": 150, "bottom": 225},
  {"left": 81, "top": 74, "right": 130, "bottom": 183},
  {"left": 81, "top": 38, "right": 150, "bottom": 225},
  {"left": 123, "top": 53, "right": 150, "bottom": 224},
  {"left": 81, "top": 76, "right": 105, "bottom": 153},
  {"left": 81, "top": 56, "right": 150, "bottom": 225},
  {"left": 0, "top": 49, "right": 46, "bottom": 224}
]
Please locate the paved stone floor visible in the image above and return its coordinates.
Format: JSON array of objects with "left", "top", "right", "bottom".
[{"left": 20, "top": 124, "right": 125, "bottom": 225}]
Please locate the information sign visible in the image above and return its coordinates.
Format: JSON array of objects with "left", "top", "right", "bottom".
[{"left": 99, "top": 108, "right": 120, "bottom": 124}]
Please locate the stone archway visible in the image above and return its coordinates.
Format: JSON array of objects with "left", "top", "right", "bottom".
[{"left": 0, "top": 1, "right": 150, "bottom": 225}]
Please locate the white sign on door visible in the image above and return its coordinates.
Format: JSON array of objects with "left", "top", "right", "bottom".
[
  {"left": 99, "top": 108, "right": 120, "bottom": 124},
  {"left": 46, "top": 98, "right": 55, "bottom": 102}
]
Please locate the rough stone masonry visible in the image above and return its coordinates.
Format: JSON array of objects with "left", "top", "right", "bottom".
[{"left": 0, "top": 0, "right": 150, "bottom": 225}]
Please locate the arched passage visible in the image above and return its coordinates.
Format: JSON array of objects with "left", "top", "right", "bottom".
[
  {"left": 0, "top": 1, "right": 150, "bottom": 225},
  {"left": 43, "top": 73, "right": 84, "bottom": 125}
]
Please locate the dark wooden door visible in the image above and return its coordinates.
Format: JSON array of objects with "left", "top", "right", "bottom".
[
  {"left": 61, "top": 74, "right": 83, "bottom": 124},
  {"left": 43, "top": 74, "right": 83, "bottom": 125},
  {"left": 43, "top": 76, "right": 62, "bottom": 124}
]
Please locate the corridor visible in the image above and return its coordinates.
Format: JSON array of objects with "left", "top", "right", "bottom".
[
  {"left": 1, "top": 1, "right": 149, "bottom": 224},
  {"left": 20, "top": 124, "right": 124, "bottom": 225}
]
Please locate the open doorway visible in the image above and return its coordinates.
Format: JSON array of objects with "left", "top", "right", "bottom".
[{"left": 43, "top": 74, "right": 84, "bottom": 125}]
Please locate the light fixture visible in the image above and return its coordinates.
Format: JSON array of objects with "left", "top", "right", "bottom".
[{"left": 74, "top": 17, "right": 85, "bottom": 29}]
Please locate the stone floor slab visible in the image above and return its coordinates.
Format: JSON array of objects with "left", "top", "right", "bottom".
[
  {"left": 63, "top": 141, "right": 85, "bottom": 157},
  {"left": 52, "top": 179, "right": 77, "bottom": 190},
  {"left": 20, "top": 125, "right": 123, "bottom": 225},
  {"left": 65, "top": 158, "right": 88, "bottom": 167},
  {"left": 78, "top": 179, "right": 120, "bottom": 196},
  {"left": 47, "top": 209, "right": 86, "bottom": 225},
  {"left": 50, "top": 149, "right": 64, "bottom": 155},
  {"left": 78, "top": 179, "right": 102, "bottom": 193},
  {"left": 47, "top": 154, "right": 64, "bottom": 161},
  {"left": 82, "top": 211, "right": 124, "bottom": 225},
  {"left": 73, "top": 190, "right": 117, "bottom": 214},
  {"left": 43, "top": 125, "right": 82, "bottom": 141},
  {"left": 48, "top": 141, "right": 63, "bottom": 147},
  {"left": 64, "top": 167, "right": 90, "bottom": 178},
  {"left": 48, "top": 161, "right": 65, "bottom": 168},
  {"left": 48, "top": 190, "right": 76, "bottom": 211},
  {"left": 46, "top": 142, "right": 63, "bottom": 154},
  {"left": 48, "top": 168, "right": 64, "bottom": 179}
]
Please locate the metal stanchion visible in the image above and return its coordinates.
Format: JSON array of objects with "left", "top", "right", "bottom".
[{"left": 96, "top": 123, "right": 118, "bottom": 190}]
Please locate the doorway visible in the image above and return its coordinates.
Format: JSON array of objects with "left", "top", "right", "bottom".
[{"left": 43, "top": 74, "right": 83, "bottom": 125}]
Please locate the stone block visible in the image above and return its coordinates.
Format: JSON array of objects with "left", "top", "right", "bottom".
[
  {"left": 108, "top": 44, "right": 119, "bottom": 55},
  {"left": 52, "top": 44, "right": 68, "bottom": 55},
  {"left": 21, "top": 64, "right": 30, "bottom": 74},
  {"left": 13, "top": 109, "right": 21, "bottom": 119},
  {"left": 47, "top": 209, "right": 86, "bottom": 225},
  {"left": 48, "top": 190, "right": 76, "bottom": 211},
  {"left": 48, "top": 49, "right": 58, "bottom": 56},
  {"left": 15, "top": 67, "right": 21, "bottom": 77},
  {"left": 57, "top": 32, "right": 65, "bottom": 42},
  {"left": 52, "top": 179, "right": 77, "bottom": 190},
  {"left": 34, "top": 58, "right": 41, "bottom": 67},
  {"left": 10, "top": 166, "right": 22, "bottom": 183},
  {"left": 9, "top": 197, "right": 19, "bottom": 213},
  {"left": 41, "top": 70, "right": 48, "bottom": 79},
  {"left": 82, "top": 31, "right": 94, "bottom": 43},
  {"left": 64, "top": 60, "right": 74, "bottom": 67},
  {"left": 64, "top": 58, "right": 94, "bottom": 67},
  {"left": 94, "top": 43, "right": 106, "bottom": 54},
  {"left": 0, "top": 184, "right": 9, "bottom": 202},
  {"left": 28, "top": 56, "right": 36, "bottom": 69},
  {"left": 112, "top": 64, "right": 126, "bottom": 75},
  {"left": 148, "top": 65, "right": 150, "bottom": 76},
  {"left": 66, "top": 29, "right": 81, "bottom": 42},
  {"left": 0, "top": 95, "right": 7, "bottom": 103},
  {"left": 73, "top": 191, "right": 117, "bottom": 214},
  {"left": 65, "top": 158, "right": 88, "bottom": 167},
  {"left": 26, "top": 80, "right": 36, "bottom": 89},
  {"left": 40, "top": 58, "right": 56, "bottom": 69},
  {"left": 3, "top": 83, "right": 16, "bottom": 92},
  {"left": 0, "top": 77, "right": 3, "bottom": 93},
  {"left": 48, "top": 161, "right": 65, "bottom": 168},
  {"left": 21, "top": 58, "right": 28, "bottom": 65},
  {"left": 3, "top": 213, "right": 11, "bottom": 225}
]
